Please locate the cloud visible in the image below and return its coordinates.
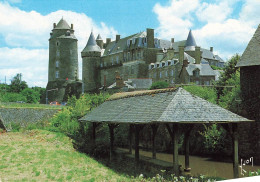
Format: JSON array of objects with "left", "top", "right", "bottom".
[
  {"left": 0, "top": 2, "right": 118, "bottom": 87},
  {"left": 153, "top": 0, "right": 259, "bottom": 60}
]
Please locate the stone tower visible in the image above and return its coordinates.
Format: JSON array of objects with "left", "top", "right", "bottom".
[
  {"left": 46, "top": 18, "right": 81, "bottom": 103},
  {"left": 81, "top": 32, "right": 101, "bottom": 92}
]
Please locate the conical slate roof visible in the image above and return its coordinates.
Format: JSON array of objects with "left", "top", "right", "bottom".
[
  {"left": 96, "top": 34, "right": 102, "bottom": 40},
  {"left": 80, "top": 87, "right": 252, "bottom": 124},
  {"left": 236, "top": 24, "right": 260, "bottom": 67},
  {"left": 82, "top": 32, "right": 101, "bottom": 52},
  {"left": 54, "top": 18, "right": 71, "bottom": 30},
  {"left": 185, "top": 30, "right": 197, "bottom": 47}
]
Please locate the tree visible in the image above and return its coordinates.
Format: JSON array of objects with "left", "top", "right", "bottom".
[
  {"left": 9, "top": 73, "right": 28, "bottom": 93},
  {"left": 21, "top": 88, "right": 40, "bottom": 103}
]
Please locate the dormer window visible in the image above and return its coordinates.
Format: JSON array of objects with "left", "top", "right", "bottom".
[
  {"left": 193, "top": 69, "right": 200, "bottom": 77},
  {"left": 55, "top": 71, "right": 59, "bottom": 78}
]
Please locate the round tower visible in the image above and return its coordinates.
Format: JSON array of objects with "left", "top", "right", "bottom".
[
  {"left": 96, "top": 34, "right": 103, "bottom": 49},
  {"left": 48, "top": 18, "right": 78, "bottom": 82},
  {"left": 81, "top": 32, "right": 101, "bottom": 92}
]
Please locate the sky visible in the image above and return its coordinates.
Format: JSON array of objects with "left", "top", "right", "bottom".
[{"left": 0, "top": 0, "right": 259, "bottom": 87}]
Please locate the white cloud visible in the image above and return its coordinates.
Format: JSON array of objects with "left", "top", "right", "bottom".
[
  {"left": 0, "top": 2, "right": 118, "bottom": 87},
  {"left": 153, "top": 0, "right": 259, "bottom": 61},
  {"left": 153, "top": 0, "right": 199, "bottom": 40}
]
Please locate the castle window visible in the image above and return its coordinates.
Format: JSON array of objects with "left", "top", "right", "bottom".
[
  {"left": 195, "top": 80, "right": 200, "bottom": 85},
  {"left": 165, "top": 71, "right": 168, "bottom": 77},
  {"left": 56, "top": 61, "right": 59, "bottom": 68},
  {"left": 56, "top": 50, "right": 60, "bottom": 57},
  {"left": 127, "top": 52, "right": 130, "bottom": 61},
  {"left": 171, "top": 70, "right": 174, "bottom": 76},
  {"left": 154, "top": 73, "right": 156, "bottom": 78},
  {"left": 159, "top": 72, "right": 162, "bottom": 78},
  {"left": 116, "top": 56, "right": 119, "bottom": 64},
  {"left": 171, "top": 79, "right": 174, "bottom": 84},
  {"left": 111, "top": 58, "right": 114, "bottom": 65},
  {"left": 56, "top": 41, "right": 59, "bottom": 46},
  {"left": 193, "top": 69, "right": 200, "bottom": 77},
  {"left": 127, "top": 39, "right": 130, "bottom": 47},
  {"left": 55, "top": 71, "right": 59, "bottom": 78},
  {"left": 100, "top": 63, "right": 103, "bottom": 68},
  {"left": 132, "top": 38, "right": 135, "bottom": 44}
]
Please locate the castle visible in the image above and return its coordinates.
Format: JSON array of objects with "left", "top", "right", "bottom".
[{"left": 46, "top": 18, "right": 224, "bottom": 102}]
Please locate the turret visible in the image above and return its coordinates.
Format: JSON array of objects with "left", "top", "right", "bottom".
[
  {"left": 96, "top": 34, "right": 103, "bottom": 49},
  {"left": 185, "top": 30, "right": 197, "bottom": 51},
  {"left": 48, "top": 18, "right": 78, "bottom": 82},
  {"left": 81, "top": 31, "right": 101, "bottom": 92}
]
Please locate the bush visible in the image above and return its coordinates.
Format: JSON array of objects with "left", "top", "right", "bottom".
[
  {"left": 21, "top": 88, "right": 40, "bottom": 103},
  {"left": 149, "top": 81, "right": 169, "bottom": 90}
]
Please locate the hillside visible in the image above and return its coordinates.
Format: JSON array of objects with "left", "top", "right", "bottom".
[{"left": 0, "top": 130, "right": 129, "bottom": 181}]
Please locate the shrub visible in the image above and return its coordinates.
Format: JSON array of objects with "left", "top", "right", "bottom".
[{"left": 149, "top": 81, "right": 169, "bottom": 90}]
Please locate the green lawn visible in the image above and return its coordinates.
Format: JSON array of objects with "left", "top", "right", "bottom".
[{"left": 0, "top": 130, "right": 129, "bottom": 181}]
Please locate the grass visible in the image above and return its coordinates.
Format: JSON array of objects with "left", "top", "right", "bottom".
[
  {"left": 0, "top": 130, "right": 129, "bottom": 181},
  {"left": 0, "top": 102, "right": 62, "bottom": 109}
]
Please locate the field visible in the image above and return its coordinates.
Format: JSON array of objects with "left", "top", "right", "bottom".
[{"left": 0, "top": 130, "right": 129, "bottom": 181}]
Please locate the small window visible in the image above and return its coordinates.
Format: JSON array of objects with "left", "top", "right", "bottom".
[
  {"left": 205, "top": 81, "right": 210, "bottom": 85},
  {"left": 159, "top": 72, "right": 162, "bottom": 78},
  {"left": 193, "top": 69, "right": 200, "bottom": 77},
  {"left": 165, "top": 71, "right": 168, "bottom": 77},
  {"left": 171, "top": 70, "right": 174, "bottom": 76},
  {"left": 55, "top": 71, "right": 59, "bottom": 78},
  {"left": 154, "top": 73, "right": 156, "bottom": 78},
  {"left": 196, "top": 80, "right": 200, "bottom": 85},
  {"left": 127, "top": 52, "right": 130, "bottom": 60},
  {"left": 56, "top": 41, "right": 59, "bottom": 46},
  {"left": 56, "top": 50, "right": 60, "bottom": 57},
  {"left": 100, "top": 63, "right": 103, "bottom": 67},
  {"left": 111, "top": 58, "right": 114, "bottom": 65},
  {"left": 56, "top": 61, "right": 59, "bottom": 68},
  {"left": 171, "top": 79, "right": 174, "bottom": 84},
  {"left": 132, "top": 38, "right": 135, "bottom": 44},
  {"left": 116, "top": 56, "right": 119, "bottom": 64}
]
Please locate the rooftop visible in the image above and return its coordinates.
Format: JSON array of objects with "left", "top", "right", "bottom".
[{"left": 80, "top": 87, "right": 252, "bottom": 124}]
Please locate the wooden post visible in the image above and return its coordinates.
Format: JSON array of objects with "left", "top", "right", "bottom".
[
  {"left": 232, "top": 123, "right": 239, "bottom": 178},
  {"left": 184, "top": 125, "right": 193, "bottom": 171},
  {"left": 166, "top": 123, "right": 180, "bottom": 175},
  {"left": 129, "top": 124, "right": 134, "bottom": 154},
  {"left": 151, "top": 124, "right": 159, "bottom": 159},
  {"left": 135, "top": 125, "right": 140, "bottom": 163},
  {"left": 134, "top": 125, "right": 144, "bottom": 164},
  {"left": 92, "top": 122, "right": 98, "bottom": 144},
  {"left": 108, "top": 124, "right": 116, "bottom": 161}
]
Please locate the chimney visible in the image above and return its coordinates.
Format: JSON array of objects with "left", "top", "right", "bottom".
[
  {"left": 195, "top": 46, "right": 201, "bottom": 64},
  {"left": 178, "top": 46, "right": 184, "bottom": 65},
  {"left": 210, "top": 47, "right": 213, "bottom": 52},
  {"left": 116, "top": 35, "right": 120, "bottom": 43},
  {"left": 106, "top": 38, "right": 111, "bottom": 45},
  {"left": 71, "top": 24, "right": 73, "bottom": 29},
  {"left": 171, "top": 38, "right": 175, "bottom": 44},
  {"left": 53, "top": 23, "right": 56, "bottom": 28},
  {"left": 115, "top": 71, "right": 125, "bottom": 88},
  {"left": 146, "top": 28, "right": 154, "bottom": 48}
]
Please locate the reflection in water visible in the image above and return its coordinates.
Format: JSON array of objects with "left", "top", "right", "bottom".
[{"left": 120, "top": 148, "right": 260, "bottom": 179}]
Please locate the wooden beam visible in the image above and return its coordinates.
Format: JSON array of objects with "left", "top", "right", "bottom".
[
  {"left": 108, "top": 124, "right": 117, "bottom": 161},
  {"left": 231, "top": 123, "right": 239, "bottom": 178},
  {"left": 134, "top": 124, "right": 144, "bottom": 164},
  {"left": 166, "top": 123, "right": 180, "bottom": 175},
  {"left": 151, "top": 124, "right": 159, "bottom": 159},
  {"left": 184, "top": 125, "right": 193, "bottom": 171},
  {"left": 128, "top": 124, "right": 134, "bottom": 154}
]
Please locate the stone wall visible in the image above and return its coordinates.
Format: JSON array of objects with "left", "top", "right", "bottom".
[{"left": 0, "top": 108, "right": 59, "bottom": 131}]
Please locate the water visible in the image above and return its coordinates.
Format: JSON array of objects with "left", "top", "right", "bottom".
[{"left": 120, "top": 148, "right": 260, "bottom": 179}]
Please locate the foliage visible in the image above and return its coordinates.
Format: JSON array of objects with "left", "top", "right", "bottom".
[
  {"left": 211, "top": 65, "right": 223, "bottom": 70},
  {"left": 0, "top": 92, "right": 27, "bottom": 103},
  {"left": 9, "top": 73, "right": 28, "bottom": 93},
  {"left": 249, "top": 169, "right": 260, "bottom": 176},
  {"left": 21, "top": 88, "right": 40, "bottom": 103},
  {"left": 183, "top": 85, "right": 217, "bottom": 104},
  {"left": 149, "top": 81, "right": 169, "bottom": 90}
]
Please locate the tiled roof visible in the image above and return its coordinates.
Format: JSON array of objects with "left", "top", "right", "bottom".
[
  {"left": 82, "top": 32, "right": 101, "bottom": 53},
  {"left": 236, "top": 24, "right": 260, "bottom": 67},
  {"left": 186, "top": 64, "right": 215, "bottom": 76},
  {"left": 54, "top": 18, "right": 71, "bottom": 30},
  {"left": 80, "top": 87, "right": 252, "bottom": 124},
  {"left": 184, "top": 52, "right": 195, "bottom": 63}
]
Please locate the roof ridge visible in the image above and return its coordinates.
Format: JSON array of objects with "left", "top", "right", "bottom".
[{"left": 107, "top": 87, "right": 177, "bottom": 101}]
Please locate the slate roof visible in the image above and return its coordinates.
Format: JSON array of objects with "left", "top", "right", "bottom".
[
  {"left": 186, "top": 64, "right": 216, "bottom": 76},
  {"left": 82, "top": 32, "right": 101, "bottom": 52},
  {"left": 80, "top": 87, "right": 252, "bottom": 124},
  {"left": 172, "top": 40, "right": 186, "bottom": 52},
  {"left": 184, "top": 52, "right": 195, "bottom": 63},
  {"left": 236, "top": 24, "right": 260, "bottom": 67},
  {"left": 96, "top": 34, "right": 102, "bottom": 40},
  {"left": 185, "top": 30, "right": 197, "bottom": 50},
  {"left": 54, "top": 18, "right": 71, "bottom": 30}
]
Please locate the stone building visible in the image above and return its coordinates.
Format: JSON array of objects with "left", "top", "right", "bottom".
[
  {"left": 46, "top": 18, "right": 82, "bottom": 103},
  {"left": 236, "top": 24, "right": 260, "bottom": 163},
  {"left": 148, "top": 30, "right": 223, "bottom": 86},
  {"left": 46, "top": 18, "right": 224, "bottom": 101}
]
